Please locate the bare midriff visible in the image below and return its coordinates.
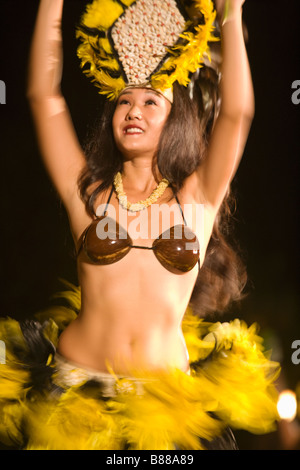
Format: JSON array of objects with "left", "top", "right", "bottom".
[{"left": 57, "top": 245, "right": 199, "bottom": 375}]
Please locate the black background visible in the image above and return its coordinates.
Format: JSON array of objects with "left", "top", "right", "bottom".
[{"left": 0, "top": 0, "right": 299, "bottom": 450}]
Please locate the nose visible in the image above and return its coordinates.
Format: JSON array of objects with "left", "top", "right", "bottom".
[{"left": 126, "top": 104, "right": 142, "bottom": 121}]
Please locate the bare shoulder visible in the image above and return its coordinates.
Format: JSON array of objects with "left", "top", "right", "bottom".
[{"left": 67, "top": 180, "right": 109, "bottom": 245}]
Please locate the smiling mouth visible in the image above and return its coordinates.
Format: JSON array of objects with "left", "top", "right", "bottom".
[{"left": 124, "top": 127, "right": 144, "bottom": 135}]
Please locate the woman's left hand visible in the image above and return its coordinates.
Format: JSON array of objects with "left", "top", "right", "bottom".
[{"left": 214, "top": 0, "right": 246, "bottom": 19}]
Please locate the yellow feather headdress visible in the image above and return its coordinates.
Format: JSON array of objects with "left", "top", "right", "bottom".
[{"left": 76, "top": 0, "right": 219, "bottom": 101}]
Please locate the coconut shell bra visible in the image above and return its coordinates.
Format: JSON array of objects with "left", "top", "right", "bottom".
[{"left": 77, "top": 187, "right": 200, "bottom": 274}]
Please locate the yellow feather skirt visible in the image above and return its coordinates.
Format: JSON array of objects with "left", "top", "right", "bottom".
[{"left": 0, "top": 284, "right": 280, "bottom": 450}]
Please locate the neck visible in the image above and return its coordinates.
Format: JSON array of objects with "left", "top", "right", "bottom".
[{"left": 121, "top": 160, "right": 162, "bottom": 194}]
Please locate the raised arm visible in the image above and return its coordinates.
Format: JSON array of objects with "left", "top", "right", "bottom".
[
  {"left": 27, "top": 0, "right": 86, "bottom": 212},
  {"left": 196, "top": 0, "right": 254, "bottom": 211}
]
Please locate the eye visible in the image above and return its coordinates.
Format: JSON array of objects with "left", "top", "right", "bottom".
[
  {"left": 118, "top": 98, "right": 130, "bottom": 105},
  {"left": 145, "top": 99, "right": 157, "bottom": 106}
]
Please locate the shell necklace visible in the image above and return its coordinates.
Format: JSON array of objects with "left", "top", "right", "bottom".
[{"left": 113, "top": 172, "right": 169, "bottom": 212}]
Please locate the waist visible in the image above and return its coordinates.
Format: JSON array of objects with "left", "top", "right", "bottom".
[{"left": 57, "top": 315, "right": 190, "bottom": 375}]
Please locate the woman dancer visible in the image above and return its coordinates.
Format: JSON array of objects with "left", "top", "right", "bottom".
[{"left": 0, "top": 0, "right": 279, "bottom": 450}]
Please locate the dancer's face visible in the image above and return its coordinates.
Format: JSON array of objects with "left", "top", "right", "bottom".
[{"left": 112, "top": 88, "right": 171, "bottom": 159}]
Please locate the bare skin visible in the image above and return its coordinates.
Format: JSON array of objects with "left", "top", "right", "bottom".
[{"left": 28, "top": 0, "right": 253, "bottom": 375}]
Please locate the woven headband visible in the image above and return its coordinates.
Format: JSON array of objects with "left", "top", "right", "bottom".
[{"left": 76, "top": 0, "right": 218, "bottom": 101}]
